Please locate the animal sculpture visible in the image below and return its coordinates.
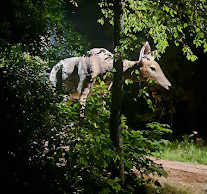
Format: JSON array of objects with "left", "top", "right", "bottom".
[{"left": 49, "top": 42, "right": 171, "bottom": 103}]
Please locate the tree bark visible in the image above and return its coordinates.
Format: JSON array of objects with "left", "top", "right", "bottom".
[{"left": 109, "top": 0, "right": 125, "bottom": 183}]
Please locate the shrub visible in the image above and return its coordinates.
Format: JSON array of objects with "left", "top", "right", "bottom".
[
  {"left": 42, "top": 80, "right": 172, "bottom": 193},
  {"left": 1, "top": 44, "right": 64, "bottom": 192}
]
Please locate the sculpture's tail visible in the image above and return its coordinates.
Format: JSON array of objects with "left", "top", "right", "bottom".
[{"left": 49, "top": 62, "right": 62, "bottom": 88}]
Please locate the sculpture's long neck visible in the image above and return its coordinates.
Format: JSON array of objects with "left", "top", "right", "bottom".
[
  {"left": 123, "top": 59, "right": 138, "bottom": 72},
  {"left": 122, "top": 59, "right": 141, "bottom": 82}
]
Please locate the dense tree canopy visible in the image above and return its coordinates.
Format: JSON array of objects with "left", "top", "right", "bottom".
[
  {"left": 0, "top": 0, "right": 88, "bottom": 57},
  {"left": 99, "top": 0, "right": 206, "bottom": 60}
]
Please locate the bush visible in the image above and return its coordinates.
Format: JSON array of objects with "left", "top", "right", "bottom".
[
  {"left": 1, "top": 44, "right": 64, "bottom": 193},
  {"left": 41, "top": 80, "right": 172, "bottom": 193}
]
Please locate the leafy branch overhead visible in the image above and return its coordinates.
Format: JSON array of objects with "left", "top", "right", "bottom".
[{"left": 98, "top": 0, "right": 207, "bottom": 61}]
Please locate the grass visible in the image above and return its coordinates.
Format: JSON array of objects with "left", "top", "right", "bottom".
[
  {"left": 145, "top": 183, "right": 190, "bottom": 194},
  {"left": 154, "top": 135, "right": 207, "bottom": 165}
]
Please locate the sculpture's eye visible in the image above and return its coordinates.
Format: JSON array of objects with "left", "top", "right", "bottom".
[{"left": 150, "top": 66, "right": 156, "bottom": 71}]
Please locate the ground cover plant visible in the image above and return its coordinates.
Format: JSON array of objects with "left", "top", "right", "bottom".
[{"left": 154, "top": 135, "right": 207, "bottom": 165}]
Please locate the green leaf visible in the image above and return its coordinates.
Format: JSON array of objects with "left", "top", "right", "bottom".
[
  {"left": 190, "top": 55, "right": 198, "bottom": 62},
  {"left": 125, "top": 79, "right": 133, "bottom": 85},
  {"left": 97, "top": 18, "right": 104, "bottom": 25}
]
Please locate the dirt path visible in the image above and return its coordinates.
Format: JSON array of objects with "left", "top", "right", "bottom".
[{"left": 152, "top": 158, "right": 207, "bottom": 194}]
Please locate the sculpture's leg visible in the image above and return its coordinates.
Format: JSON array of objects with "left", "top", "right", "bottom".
[
  {"left": 108, "top": 82, "right": 113, "bottom": 90},
  {"left": 79, "top": 82, "right": 93, "bottom": 117}
]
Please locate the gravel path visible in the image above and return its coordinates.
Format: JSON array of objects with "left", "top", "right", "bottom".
[{"left": 152, "top": 158, "right": 207, "bottom": 194}]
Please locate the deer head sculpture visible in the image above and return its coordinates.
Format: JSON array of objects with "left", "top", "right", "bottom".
[{"left": 138, "top": 41, "right": 171, "bottom": 90}]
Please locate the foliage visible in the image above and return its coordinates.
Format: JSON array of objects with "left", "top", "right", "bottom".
[
  {"left": 0, "top": 0, "right": 63, "bottom": 51},
  {"left": 154, "top": 135, "right": 207, "bottom": 165},
  {"left": 39, "top": 80, "right": 172, "bottom": 193},
  {"left": 98, "top": 0, "right": 207, "bottom": 61},
  {"left": 137, "top": 81, "right": 156, "bottom": 113},
  {"left": 0, "top": 44, "right": 171, "bottom": 193},
  {"left": 0, "top": 44, "right": 65, "bottom": 192},
  {"left": 0, "top": 0, "right": 89, "bottom": 59},
  {"left": 41, "top": 20, "right": 89, "bottom": 63},
  {"left": 0, "top": 44, "right": 65, "bottom": 150}
]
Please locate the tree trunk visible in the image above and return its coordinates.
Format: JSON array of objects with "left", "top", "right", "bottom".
[{"left": 109, "top": 0, "right": 125, "bottom": 183}]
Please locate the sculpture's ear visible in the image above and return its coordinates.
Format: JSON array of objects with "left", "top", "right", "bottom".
[{"left": 138, "top": 41, "right": 151, "bottom": 63}]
